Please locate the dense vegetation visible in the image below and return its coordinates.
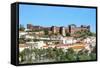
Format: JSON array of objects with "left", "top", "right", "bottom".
[
  {"left": 19, "top": 47, "right": 96, "bottom": 64},
  {"left": 74, "top": 31, "right": 96, "bottom": 38}
]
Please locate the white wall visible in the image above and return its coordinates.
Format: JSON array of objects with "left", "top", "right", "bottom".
[{"left": 0, "top": 0, "right": 99, "bottom": 68}]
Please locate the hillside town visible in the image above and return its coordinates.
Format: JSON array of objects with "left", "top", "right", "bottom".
[{"left": 19, "top": 24, "right": 96, "bottom": 64}]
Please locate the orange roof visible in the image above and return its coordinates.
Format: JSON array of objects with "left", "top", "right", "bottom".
[
  {"left": 43, "top": 45, "right": 48, "bottom": 47},
  {"left": 71, "top": 45, "right": 85, "bottom": 49},
  {"left": 19, "top": 44, "right": 28, "bottom": 48},
  {"left": 19, "top": 31, "right": 24, "bottom": 32}
]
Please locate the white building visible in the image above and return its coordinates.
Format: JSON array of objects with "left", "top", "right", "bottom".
[
  {"left": 84, "top": 37, "right": 96, "bottom": 47},
  {"left": 26, "top": 41, "right": 46, "bottom": 49},
  {"left": 61, "top": 37, "right": 77, "bottom": 44},
  {"left": 25, "top": 35, "right": 34, "bottom": 39},
  {"left": 19, "top": 32, "right": 27, "bottom": 38}
]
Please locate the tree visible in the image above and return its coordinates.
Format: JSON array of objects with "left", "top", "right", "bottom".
[
  {"left": 87, "top": 32, "right": 96, "bottom": 36},
  {"left": 66, "top": 33, "right": 70, "bottom": 36},
  {"left": 19, "top": 35, "right": 25, "bottom": 44},
  {"left": 44, "top": 30, "right": 48, "bottom": 35},
  {"left": 74, "top": 30, "right": 95, "bottom": 38},
  {"left": 90, "top": 53, "right": 96, "bottom": 60},
  {"left": 65, "top": 48, "right": 77, "bottom": 61},
  {"left": 19, "top": 48, "right": 32, "bottom": 63},
  {"left": 19, "top": 24, "right": 25, "bottom": 31}
]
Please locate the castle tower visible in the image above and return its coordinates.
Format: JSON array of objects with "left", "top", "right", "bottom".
[
  {"left": 51, "top": 26, "right": 56, "bottom": 34},
  {"left": 60, "top": 26, "right": 66, "bottom": 36},
  {"left": 68, "top": 24, "right": 76, "bottom": 35}
]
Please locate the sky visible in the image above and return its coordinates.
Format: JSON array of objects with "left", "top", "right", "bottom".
[{"left": 19, "top": 4, "right": 96, "bottom": 32}]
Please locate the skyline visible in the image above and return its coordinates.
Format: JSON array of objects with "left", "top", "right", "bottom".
[
  {"left": 20, "top": 23, "right": 90, "bottom": 29},
  {"left": 19, "top": 4, "right": 96, "bottom": 32}
]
